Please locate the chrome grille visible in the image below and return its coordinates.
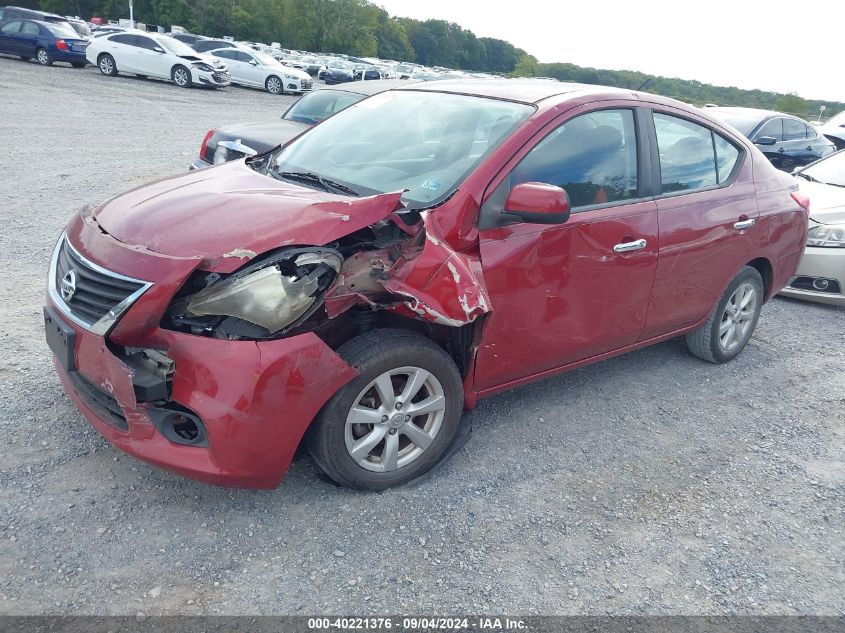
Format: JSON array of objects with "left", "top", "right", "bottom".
[{"left": 49, "top": 235, "right": 152, "bottom": 335}]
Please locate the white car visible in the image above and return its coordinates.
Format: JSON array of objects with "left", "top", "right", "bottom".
[
  {"left": 208, "top": 47, "right": 312, "bottom": 94},
  {"left": 86, "top": 32, "right": 230, "bottom": 88}
]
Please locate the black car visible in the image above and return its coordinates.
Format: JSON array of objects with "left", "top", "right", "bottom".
[
  {"left": 192, "top": 38, "right": 234, "bottom": 53},
  {"left": 707, "top": 106, "right": 836, "bottom": 171},
  {"left": 191, "top": 80, "right": 412, "bottom": 169},
  {"left": 323, "top": 61, "right": 355, "bottom": 84},
  {"left": 353, "top": 64, "right": 381, "bottom": 81},
  {"left": 169, "top": 32, "right": 205, "bottom": 47}
]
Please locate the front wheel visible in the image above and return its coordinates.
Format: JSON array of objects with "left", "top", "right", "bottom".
[
  {"left": 265, "top": 74, "right": 283, "bottom": 94},
  {"left": 36, "top": 47, "right": 53, "bottom": 66},
  {"left": 171, "top": 65, "right": 191, "bottom": 88},
  {"left": 686, "top": 266, "right": 764, "bottom": 363},
  {"left": 306, "top": 329, "right": 463, "bottom": 491}
]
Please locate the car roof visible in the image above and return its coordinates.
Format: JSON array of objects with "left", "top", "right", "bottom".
[
  {"left": 393, "top": 78, "right": 626, "bottom": 104},
  {"left": 323, "top": 79, "right": 419, "bottom": 96},
  {"left": 705, "top": 106, "right": 796, "bottom": 120}
]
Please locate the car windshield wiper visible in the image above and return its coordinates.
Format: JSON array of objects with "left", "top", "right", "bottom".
[
  {"left": 795, "top": 172, "right": 818, "bottom": 182},
  {"left": 275, "top": 171, "right": 360, "bottom": 197}
]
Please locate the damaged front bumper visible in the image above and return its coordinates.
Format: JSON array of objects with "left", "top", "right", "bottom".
[{"left": 46, "top": 219, "right": 357, "bottom": 488}]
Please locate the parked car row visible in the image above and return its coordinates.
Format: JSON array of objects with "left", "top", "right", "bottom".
[{"left": 46, "top": 78, "right": 822, "bottom": 494}]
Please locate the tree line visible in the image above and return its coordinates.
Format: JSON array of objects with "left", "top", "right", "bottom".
[{"left": 22, "top": 0, "right": 844, "bottom": 116}]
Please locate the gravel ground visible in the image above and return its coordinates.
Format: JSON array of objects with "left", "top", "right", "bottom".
[{"left": 0, "top": 57, "right": 843, "bottom": 617}]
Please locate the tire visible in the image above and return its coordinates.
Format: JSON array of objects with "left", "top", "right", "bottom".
[
  {"left": 98, "top": 53, "right": 117, "bottom": 76},
  {"left": 171, "top": 64, "right": 191, "bottom": 88},
  {"left": 265, "top": 74, "right": 283, "bottom": 95},
  {"left": 71, "top": 62, "right": 86, "bottom": 68},
  {"left": 686, "top": 266, "right": 764, "bottom": 363},
  {"left": 35, "top": 47, "right": 53, "bottom": 66},
  {"left": 306, "top": 329, "right": 464, "bottom": 491}
]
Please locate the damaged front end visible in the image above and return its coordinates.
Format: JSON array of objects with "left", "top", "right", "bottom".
[{"left": 162, "top": 205, "right": 492, "bottom": 346}]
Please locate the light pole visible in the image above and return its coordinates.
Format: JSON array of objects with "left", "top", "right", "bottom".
[
  {"left": 129, "top": 0, "right": 134, "bottom": 28},
  {"left": 818, "top": 105, "right": 826, "bottom": 123}
]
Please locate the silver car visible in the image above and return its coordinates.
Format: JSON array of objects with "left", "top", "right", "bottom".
[{"left": 780, "top": 150, "right": 845, "bottom": 306}]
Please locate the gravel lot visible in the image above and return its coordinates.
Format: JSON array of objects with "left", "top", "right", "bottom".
[{"left": 0, "top": 57, "right": 843, "bottom": 617}]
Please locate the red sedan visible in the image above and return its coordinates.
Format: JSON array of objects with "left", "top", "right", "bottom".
[{"left": 45, "top": 80, "right": 809, "bottom": 490}]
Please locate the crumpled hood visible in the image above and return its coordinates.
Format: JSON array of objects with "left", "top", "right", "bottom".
[
  {"left": 799, "top": 180, "right": 845, "bottom": 224},
  {"left": 93, "top": 160, "right": 405, "bottom": 273}
]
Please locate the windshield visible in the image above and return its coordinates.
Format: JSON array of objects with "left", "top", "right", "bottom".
[
  {"left": 708, "top": 111, "right": 761, "bottom": 137},
  {"left": 68, "top": 20, "right": 91, "bottom": 36},
  {"left": 330, "top": 61, "right": 351, "bottom": 70},
  {"left": 825, "top": 111, "right": 845, "bottom": 127},
  {"left": 270, "top": 91, "right": 532, "bottom": 208},
  {"left": 283, "top": 90, "right": 363, "bottom": 125},
  {"left": 158, "top": 36, "right": 198, "bottom": 56},
  {"left": 800, "top": 151, "right": 845, "bottom": 187}
]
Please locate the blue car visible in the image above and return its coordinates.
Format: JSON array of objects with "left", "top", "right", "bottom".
[{"left": 0, "top": 18, "right": 88, "bottom": 67}]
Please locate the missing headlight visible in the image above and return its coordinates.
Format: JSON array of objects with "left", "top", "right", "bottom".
[{"left": 167, "top": 248, "right": 342, "bottom": 340}]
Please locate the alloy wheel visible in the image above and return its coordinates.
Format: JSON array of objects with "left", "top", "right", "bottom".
[
  {"left": 37, "top": 49, "right": 49, "bottom": 65},
  {"left": 99, "top": 57, "right": 113, "bottom": 74},
  {"left": 719, "top": 282, "right": 757, "bottom": 351},
  {"left": 267, "top": 76, "right": 282, "bottom": 94},
  {"left": 174, "top": 68, "right": 189, "bottom": 86},
  {"left": 344, "top": 366, "right": 446, "bottom": 472}
]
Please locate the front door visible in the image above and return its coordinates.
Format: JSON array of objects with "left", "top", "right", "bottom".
[{"left": 474, "top": 106, "right": 659, "bottom": 391}]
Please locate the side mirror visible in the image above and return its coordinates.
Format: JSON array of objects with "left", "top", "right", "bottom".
[
  {"left": 755, "top": 136, "right": 777, "bottom": 146},
  {"left": 249, "top": 59, "right": 258, "bottom": 65},
  {"left": 504, "top": 182, "right": 571, "bottom": 224},
  {"left": 153, "top": 47, "right": 165, "bottom": 53}
]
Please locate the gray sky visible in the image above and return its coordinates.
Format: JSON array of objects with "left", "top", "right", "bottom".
[{"left": 376, "top": 0, "right": 844, "bottom": 103}]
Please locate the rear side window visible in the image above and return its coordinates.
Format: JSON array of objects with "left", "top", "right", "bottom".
[
  {"left": 653, "top": 113, "right": 717, "bottom": 192},
  {"left": 511, "top": 108, "right": 639, "bottom": 209},
  {"left": 110, "top": 33, "right": 135, "bottom": 45},
  {"left": 783, "top": 118, "right": 806, "bottom": 141},
  {"left": 755, "top": 118, "right": 783, "bottom": 141},
  {"left": 20, "top": 21, "right": 39, "bottom": 35}
]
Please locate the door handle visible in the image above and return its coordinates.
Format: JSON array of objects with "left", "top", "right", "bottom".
[
  {"left": 778, "top": 147, "right": 786, "bottom": 153},
  {"left": 733, "top": 218, "right": 756, "bottom": 230},
  {"left": 806, "top": 146, "right": 813, "bottom": 151},
  {"left": 613, "top": 239, "right": 647, "bottom": 253}
]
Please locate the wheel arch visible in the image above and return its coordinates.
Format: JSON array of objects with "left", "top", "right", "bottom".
[{"left": 745, "top": 257, "right": 774, "bottom": 301}]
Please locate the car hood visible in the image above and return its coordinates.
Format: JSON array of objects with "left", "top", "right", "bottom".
[
  {"left": 214, "top": 119, "right": 309, "bottom": 155},
  {"left": 92, "top": 160, "right": 406, "bottom": 273},
  {"left": 799, "top": 180, "right": 845, "bottom": 224},
  {"left": 279, "top": 66, "right": 310, "bottom": 79}
]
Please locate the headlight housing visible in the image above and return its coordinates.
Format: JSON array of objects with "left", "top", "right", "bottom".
[
  {"left": 192, "top": 62, "right": 214, "bottom": 72},
  {"left": 173, "top": 248, "right": 342, "bottom": 339},
  {"left": 807, "top": 224, "right": 845, "bottom": 247}
]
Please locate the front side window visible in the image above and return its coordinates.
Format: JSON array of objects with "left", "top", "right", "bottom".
[
  {"left": 270, "top": 91, "right": 532, "bottom": 208},
  {"left": 135, "top": 36, "right": 158, "bottom": 50},
  {"left": 653, "top": 113, "right": 717, "bottom": 193},
  {"left": 1, "top": 20, "right": 22, "bottom": 34},
  {"left": 510, "top": 109, "right": 639, "bottom": 209},
  {"left": 755, "top": 118, "right": 783, "bottom": 141}
]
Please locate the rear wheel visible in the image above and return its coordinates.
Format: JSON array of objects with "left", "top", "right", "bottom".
[
  {"left": 306, "top": 329, "right": 463, "bottom": 491},
  {"left": 36, "top": 48, "right": 53, "bottom": 66},
  {"left": 265, "top": 74, "right": 283, "bottom": 95},
  {"left": 171, "top": 65, "right": 191, "bottom": 88},
  {"left": 686, "top": 266, "right": 764, "bottom": 363},
  {"left": 97, "top": 53, "right": 117, "bottom": 76}
]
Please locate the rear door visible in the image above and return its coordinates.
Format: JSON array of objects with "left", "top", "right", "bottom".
[
  {"left": 642, "top": 109, "right": 758, "bottom": 338},
  {"left": 106, "top": 33, "right": 138, "bottom": 72},
  {"left": 17, "top": 20, "right": 40, "bottom": 57}
]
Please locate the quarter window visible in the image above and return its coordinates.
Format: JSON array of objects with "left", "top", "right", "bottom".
[
  {"left": 510, "top": 109, "right": 639, "bottom": 209},
  {"left": 805, "top": 124, "right": 818, "bottom": 139},
  {"left": 653, "top": 113, "right": 717, "bottom": 192},
  {"left": 713, "top": 134, "right": 740, "bottom": 183}
]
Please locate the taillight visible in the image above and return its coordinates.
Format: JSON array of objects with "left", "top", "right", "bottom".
[
  {"left": 199, "top": 129, "right": 215, "bottom": 161},
  {"left": 790, "top": 191, "right": 810, "bottom": 211},
  {"left": 56, "top": 39, "right": 69, "bottom": 51}
]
